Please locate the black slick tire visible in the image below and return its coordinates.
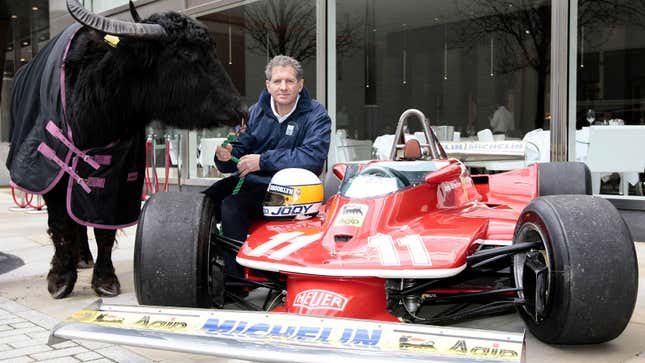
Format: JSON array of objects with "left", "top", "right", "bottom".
[
  {"left": 537, "top": 162, "right": 591, "bottom": 195},
  {"left": 513, "top": 195, "right": 637, "bottom": 344},
  {"left": 134, "top": 192, "right": 214, "bottom": 307}
]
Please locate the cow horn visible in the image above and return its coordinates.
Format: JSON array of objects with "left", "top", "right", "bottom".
[
  {"left": 66, "top": 0, "right": 166, "bottom": 39},
  {"left": 129, "top": 1, "right": 141, "bottom": 22}
]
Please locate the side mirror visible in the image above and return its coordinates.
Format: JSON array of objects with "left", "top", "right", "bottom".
[
  {"left": 425, "top": 163, "right": 462, "bottom": 185},
  {"left": 332, "top": 163, "right": 348, "bottom": 181}
]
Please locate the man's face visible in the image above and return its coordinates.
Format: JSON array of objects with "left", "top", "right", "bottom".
[{"left": 266, "top": 65, "right": 304, "bottom": 109}]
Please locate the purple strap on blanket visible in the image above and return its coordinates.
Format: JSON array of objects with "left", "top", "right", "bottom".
[
  {"left": 93, "top": 155, "right": 112, "bottom": 165},
  {"left": 45, "top": 121, "right": 100, "bottom": 170},
  {"left": 37, "top": 142, "right": 92, "bottom": 193},
  {"left": 86, "top": 177, "right": 105, "bottom": 188}
]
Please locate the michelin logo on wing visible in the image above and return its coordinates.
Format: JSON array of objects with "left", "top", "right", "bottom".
[{"left": 201, "top": 319, "right": 382, "bottom": 348}]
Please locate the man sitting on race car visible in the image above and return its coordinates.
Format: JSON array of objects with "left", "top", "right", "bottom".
[{"left": 203, "top": 55, "right": 331, "bottom": 272}]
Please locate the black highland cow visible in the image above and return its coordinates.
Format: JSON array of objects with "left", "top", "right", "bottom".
[{"left": 6, "top": 0, "right": 244, "bottom": 299}]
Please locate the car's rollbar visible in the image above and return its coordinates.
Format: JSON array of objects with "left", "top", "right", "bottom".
[
  {"left": 390, "top": 109, "right": 447, "bottom": 160},
  {"left": 50, "top": 300, "right": 525, "bottom": 363}
]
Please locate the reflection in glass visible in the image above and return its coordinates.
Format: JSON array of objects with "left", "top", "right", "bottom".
[
  {"left": 90, "top": 1, "right": 129, "bottom": 13},
  {"left": 575, "top": 0, "right": 645, "bottom": 196},
  {"left": 335, "top": 0, "right": 552, "bottom": 166},
  {"left": 586, "top": 109, "right": 595, "bottom": 126},
  {"left": 144, "top": 125, "right": 180, "bottom": 193},
  {"left": 576, "top": 0, "right": 645, "bottom": 128},
  {"left": 193, "top": 0, "right": 317, "bottom": 178},
  {"left": 2, "top": 1, "right": 50, "bottom": 143}
]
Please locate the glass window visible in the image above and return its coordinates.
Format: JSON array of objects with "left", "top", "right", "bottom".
[
  {"left": 142, "top": 124, "right": 180, "bottom": 195},
  {"left": 189, "top": 0, "right": 318, "bottom": 179},
  {"left": 90, "top": 0, "right": 129, "bottom": 13},
  {"left": 334, "top": 0, "right": 552, "bottom": 170},
  {"left": 575, "top": 0, "right": 645, "bottom": 196},
  {"left": 187, "top": 0, "right": 214, "bottom": 7},
  {"left": 2, "top": 1, "right": 50, "bottom": 143}
]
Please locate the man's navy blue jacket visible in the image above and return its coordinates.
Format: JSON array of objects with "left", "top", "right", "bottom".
[{"left": 215, "top": 88, "right": 331, "bottom": 185}]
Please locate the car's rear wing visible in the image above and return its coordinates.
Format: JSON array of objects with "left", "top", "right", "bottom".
[{"left": 50, "top": 300, "right": 525, "bottom": 363}]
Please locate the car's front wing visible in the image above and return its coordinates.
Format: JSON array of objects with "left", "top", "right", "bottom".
[{"left": 49, "top": 300, "right": 525, "bottom": 363}]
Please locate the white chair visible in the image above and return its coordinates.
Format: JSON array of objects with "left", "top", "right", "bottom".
[
  {"left": 584, "top": 126, "right": 645, "bottom": 195},
  {"left": 477, "top": 128, "right": 494, "bottom": 142},
  {"left": 523, "top": 128, "right": 550, "bottom": 163}
]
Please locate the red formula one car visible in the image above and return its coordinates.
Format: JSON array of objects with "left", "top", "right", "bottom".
[{"left": 51, "top": 110, "right": 638, "bottom": 362}]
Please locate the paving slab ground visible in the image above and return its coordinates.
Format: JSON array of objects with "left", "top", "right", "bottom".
[{"left": 0, "top": 187, "right": 643, "bottom": 362}]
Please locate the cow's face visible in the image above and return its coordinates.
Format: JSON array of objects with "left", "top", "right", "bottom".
[
  {"left": 146, "top": 12, "right": 245, "bottom": 128},
  {"left": 66, "top": 0, "right": 246, "bottom": 129}
]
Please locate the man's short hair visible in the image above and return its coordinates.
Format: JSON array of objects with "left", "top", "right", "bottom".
[{"left": 265, "top": 55, "right": 304, "bottom": 81}]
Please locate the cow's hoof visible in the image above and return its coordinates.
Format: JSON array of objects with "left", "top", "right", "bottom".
[
  {"left": 47, "top": 270, "right": 77, "bottom": 299},
  {"left": 92, "top": 273, "right": 121, "bottom": 297}
]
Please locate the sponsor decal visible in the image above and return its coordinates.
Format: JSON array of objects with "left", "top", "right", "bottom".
[
  {"left": 264, "top": 204, "right": 315, "bottom": 216},
  {"left": 399, "top": 335, "right": 436, "bottom": 351},
  {"left": 69, "top": 310, "right": 199, "bottom": 332},
  {"left": 293, "top": 289, "right": 348, "bottom": 311},
  {"left": 94, "top": 313, "right": 124, "bottom": 324},
  {"left": 395, "top": 331, "right": 520, "bottom": 360},
  {"left": 69, "top": 310, "right": 100, "bottom": 322},
  {"left": 443, "top": 141, "right": 525, "bottom": 155},
  {"left": 437, "top": 176, "right": 477, "bottom": 208},
  {"left": 449, "top": 339, "right": 519, "bottom": 359},
  {"left": 134, "top": 315, "right": 188, "bottom": 330},
  {"left": 334, "top": 204, "right": 368, "bottom": 227},
  {"left": 201, "top": 319, "right": 382, "bottom": 348},
  {"left": 440, "top": 179, "right": 460, "bottom": 193},
  {"left": 268, "top": 184, "right": 295, "bottom": 196}
]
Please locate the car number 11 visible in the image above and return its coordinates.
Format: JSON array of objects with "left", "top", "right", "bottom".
[{"left": 368, "top": 233, "right": 432, "bottom": 266}]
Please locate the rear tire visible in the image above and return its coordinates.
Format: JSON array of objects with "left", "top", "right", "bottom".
[
  {"left": 134, "top": 192, "right": 215, "bottom": 307},
  {"left": 512, "top": 195, "right": 637, "bottom": 344},
  {"left": 537, "top": 162, "right": 591, "bottom": 195}
]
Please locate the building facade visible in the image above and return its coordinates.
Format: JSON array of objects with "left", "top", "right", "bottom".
[{"left": 2, "top": 0, "right": 645, "bottom": 209}]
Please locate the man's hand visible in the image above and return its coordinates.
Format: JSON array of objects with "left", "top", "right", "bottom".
[
  {"left": 237, "top": 154, "right": 261, "bottom": 176},
  {"left": 215, "top": 144, "right": 233, "bottom": 162}
]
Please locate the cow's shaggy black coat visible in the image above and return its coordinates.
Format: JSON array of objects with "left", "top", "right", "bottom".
[{"left": 35, "top": 12, "right": 243, "bottom": 298}]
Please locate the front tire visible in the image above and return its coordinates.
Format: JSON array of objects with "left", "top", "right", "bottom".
[
  {"left": 513, "top": 195, "right": 637, "bottom": 344},
  {"left": 134, "top": 192, "right": 215, "bottom": 307}
]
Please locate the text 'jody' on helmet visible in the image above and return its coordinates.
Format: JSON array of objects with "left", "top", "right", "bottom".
[{"left": 263, "top": 168, "right": 323, "bottom": 219}]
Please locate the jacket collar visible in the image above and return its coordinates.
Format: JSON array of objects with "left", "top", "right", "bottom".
[{"left": 258, "top": 87, "right": 313, "bottom": 118}]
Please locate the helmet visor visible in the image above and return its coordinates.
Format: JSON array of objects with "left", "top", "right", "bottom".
[{"left": 263, "top": 191, "right": 288, "bottom": 206}]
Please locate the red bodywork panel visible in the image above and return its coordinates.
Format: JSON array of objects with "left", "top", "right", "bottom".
[{"left": 238, "top": 161, "right": 540, "bottom": 319}]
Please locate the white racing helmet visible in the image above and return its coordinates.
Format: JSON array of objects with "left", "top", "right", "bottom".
[{"left": 263, "top": 168, "right": 323, "bottom": 219}]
